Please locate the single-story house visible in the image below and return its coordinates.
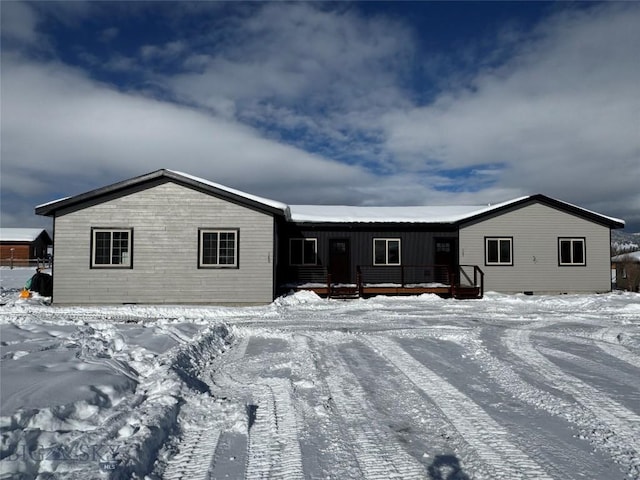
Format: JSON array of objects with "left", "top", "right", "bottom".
[
  {"left": 611, "top": 251, "right": 640, "bottom": 292},
  {"left": 0, "top": 228, "right": 52, "bottom": 267},
  {"left": 35, "top": 169, "right": 625, "bottom": 304}
]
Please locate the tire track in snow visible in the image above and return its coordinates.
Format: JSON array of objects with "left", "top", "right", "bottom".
[
  {"left": 461, "top": 333, "right": 639, "bottom": 479},
  {"left": 336, "top": 337, "right": 499, "bottom": 480},
  {"left": 162, "top": 328, "right": 241, "bottom": 480},
  {"left": 366, "top": 336, "right": 554, "bottom": 480},
  {"left": 504, "top": 328, "right": 640, "bottom": 474},
  {"left": 291, "top": 335, "right": 364, "bottom": 479},
  {"left": 536, "top": 345, "right": 640, "bottom": 389},
  {"left": 163, "top": 424, "right": 221, "bottom": 480},
  {"left": 322, "top": 342, "right": 427, "bottom": 479},
  {"left": 208, "top": 334, "right": 304, "bottom": 480},
  {"left": 594, "top": 327, "right": 640, "bottom": 369},
  {"left": 535, "top": 328, "right": 640, "bottom": 370},
  {"left": 398, "top": 333, "right": 619, "bottom": 480},
  {"left": 244, "top": 383, "right": 278, "bottom": 479},
  {"left": 245, "top": 379, "right": 304, "bottom": 480}
]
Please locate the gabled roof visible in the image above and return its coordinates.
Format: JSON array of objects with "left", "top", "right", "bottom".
[
  {"left": 35, "top": 169, "right": 625, "bottom": 229},
  {"left": 0, "top": 228, "right": 51, "bottom": 243},
  {"left": 35, "top": 169, "right": 289, "bottom": 218},
  {"left": 456, "top": 194, "right": 625, "bottom": 229},
  {"left": 289, "top": 195, "right": 625, "bottom": 228}
]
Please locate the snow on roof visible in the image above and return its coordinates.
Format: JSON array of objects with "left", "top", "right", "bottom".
[
  {"left": 288, "top": 196, "right": 530, "bottom": 223},
  {"left": 35, "top": 170, "right": 290, "bottom": 215},
  {"left": 0, "top": 228, "right": 48, "bottom": 242},
  {"left": 167, "top": 170, "right": 289, "bottom": 213},
  {"left": 612, "top": 251, "right": 640, "bottom": 263},
  {"left": 35, "top": 196, "right": 71, "bottom": 209},
  {"left": 289, "top": 205, "right": 481, "bottom": 223},
  {"left": 34, "top": 169, "right": 624, "bottom": 228}
]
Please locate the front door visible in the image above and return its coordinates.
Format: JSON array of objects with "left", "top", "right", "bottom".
[
  {"left": 434, "top": 238, "right": 456, "bottom": 284},
  {"left": 329, "top": 239, "right": 350, "bottom": 284}
]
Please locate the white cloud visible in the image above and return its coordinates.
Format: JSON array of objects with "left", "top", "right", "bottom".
[
  {"left": 1, "top": 2, "right": 638, "bottom": 230},
  {"left": 0, "top": 55, "right": 352, "bottom": 182},
  {"left": 381, "top": 4, "right": 640, "bottom": 217},
  {"left": 166, "top": 3, "right": 412, "bottom": 142},
  {"left": 0, "top": 53, "right": 446, "bottom": 223}
]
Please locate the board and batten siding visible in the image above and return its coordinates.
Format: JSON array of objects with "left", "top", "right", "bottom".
[
  {"left": 277, "top": 225, "right": 458, "bottom": 284},
  {"left": 459, "top": 202, "right": 612, "bottom": 294},
  {"left": 52, "top": 182, "right": 275, "bottom": 304}
]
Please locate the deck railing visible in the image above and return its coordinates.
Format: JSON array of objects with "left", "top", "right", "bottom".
[
  {"left": 283, "top": 263, "right": 484, "bottom": 299},
  {"left": 356, "top": 264, "right": 454, "bottom": 287},
  {"left": 454, "top": 264, "right": 485, "bottom": 298}
]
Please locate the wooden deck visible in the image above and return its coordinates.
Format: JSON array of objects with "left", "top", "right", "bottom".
[
  {"left": 284, "top": 284, "right": 482, "bottom": 300},
  {"left": 280, "top": 264, "right": 484, "bottom": 300}
]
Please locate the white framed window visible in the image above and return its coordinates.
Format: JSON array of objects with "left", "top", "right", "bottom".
[
  {"left": 373, "top": 238, "right": 401, "bottom": 265},
  {"left": 558, "top": 238, "right": 585, "bottom": 266},
  {"left": 199, "top": 229, "right": 238, "bottom": 268},
  {"left": 290, "top": 238, "right": 317, "bottom": 265},
  {"left": 485, "top": 237, "right": 513, "bottom": 266},
  {"left": 91, "top": 228, "right": 132, "bottom": 268}
]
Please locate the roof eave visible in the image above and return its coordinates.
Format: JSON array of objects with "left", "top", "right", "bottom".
[
  {"left": 35, "top": 169, "right": 286, "bottom": 218},
  {"left": 36, "top": 170, "right": 169, "bottom": 217},
  {"left": 456, "top": 194, "right": 625, "bottom": 229},
  {"left": 288, "top": 220, "right": 459, "bottom": 229}
]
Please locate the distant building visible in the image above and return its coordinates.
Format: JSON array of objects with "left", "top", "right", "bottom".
[
  {"left": 611, "top": 251, "right": 640, "bottom": 292},
  {"left": 0, "top": 228, "right": 52, "bottom": 267}
]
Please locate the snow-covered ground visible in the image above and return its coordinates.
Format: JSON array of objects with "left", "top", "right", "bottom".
[{"left": 1, "top": 268, "right": 639, "bottom": 479}]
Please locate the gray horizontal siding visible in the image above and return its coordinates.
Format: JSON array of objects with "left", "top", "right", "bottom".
[
  {"left": 52, "top": 182, "right": 274, "bottom": 304},
  {"left": 459, "top": 202, "right": 611, "bottom": 293}
]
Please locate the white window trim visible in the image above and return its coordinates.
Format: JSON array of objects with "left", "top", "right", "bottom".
[
  {"left": 485, "top": 237, "right": 513, "bottom": 266},
  {"left": 289, "top": 238, "right": 318, "bottom": 266},
  {"left": 373, "top": 238, "right": 401, "bottom": 266},
  {"left": 558, "top": 238, "right": 586, "bottom": 266},
  {"left": 199, "top": 229, "right": 238, "bottom": 268},
  {"left": 91, "top": 228, "right": 132, "bottom": 268}
]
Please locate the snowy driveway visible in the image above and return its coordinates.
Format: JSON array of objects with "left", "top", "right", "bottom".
[{"left": 1, "top": 290, "right": 639, "bottom": 479}]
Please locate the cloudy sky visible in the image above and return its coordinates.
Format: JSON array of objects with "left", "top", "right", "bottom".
[{"left": 1, "top": 1, "right": 639, "bottom": 231}]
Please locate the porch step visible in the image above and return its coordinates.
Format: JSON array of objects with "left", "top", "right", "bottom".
[
  {"left": 329, "top": 286, "right": 360, "bottom": 299},
  {"left": 452, "top": 287, "right": 481, "bottom": 299}
]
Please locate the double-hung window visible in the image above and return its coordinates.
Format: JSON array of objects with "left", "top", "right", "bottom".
[
  {"left": 199, "top": 229, "right": 238, "bottom": 268},
  {"left": 485, "top": 237, "right": 513, "bottom": 266},
  {"left": 92, "top": 228, "right": 132, "bottom": 268},
  {"left": 373, "top": 238, "right": 401, "bottom": 266},
  {"left": 290, "top": 238, "right": 317, "bottom": 265},
  {"left": 558, "top": 238, "right": 585, "bottom": 266}
]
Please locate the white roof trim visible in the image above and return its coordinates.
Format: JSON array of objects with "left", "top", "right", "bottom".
[
  {"left": 36, "top": 196, "right": 71, "bottom": 209},
  {"left": 551, "top": 199, "right": 625, "bottom": 226}
]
